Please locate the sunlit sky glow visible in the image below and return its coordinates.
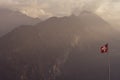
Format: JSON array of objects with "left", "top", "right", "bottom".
[{"left": 0, "top": 0, "right": 120, "bottom": 26}]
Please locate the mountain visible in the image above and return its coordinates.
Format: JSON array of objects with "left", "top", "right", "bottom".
[
  {"left": 0, "top": 12, "right": 120, "bottom": 80},
  {"left": 0, "top": 8, "right": 40, "bottom": 37}
]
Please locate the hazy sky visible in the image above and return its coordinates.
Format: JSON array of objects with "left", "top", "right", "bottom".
[{"left": 0, "top": 0, "right": 120, "bottom": 26}]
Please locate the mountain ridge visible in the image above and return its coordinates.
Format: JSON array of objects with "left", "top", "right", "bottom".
[
  {"left": 0, "top": 12, "right": 119, "bottom": 80},
  {"left": 0, "top": 8, "right": 41, "bottom": 37}
]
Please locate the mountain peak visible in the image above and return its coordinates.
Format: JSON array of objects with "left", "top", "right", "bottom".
[{"left": 0, "top": 10, "right": 118, "bottom": 80}]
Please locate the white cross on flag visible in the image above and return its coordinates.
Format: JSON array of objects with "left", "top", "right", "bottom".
[{"left": 100, "top": 43, "right": 108, "bottom": 53}]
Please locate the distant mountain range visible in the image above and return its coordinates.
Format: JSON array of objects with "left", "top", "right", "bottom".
[
  {"left": 0, "top": 11, "right": 120, "bottom": 80},
  {"left": 0, "top": 8, "right": 41, "bottom": 37}
]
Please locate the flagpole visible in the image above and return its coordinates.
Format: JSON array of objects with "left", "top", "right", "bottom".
[{"left": 107, "top": 52, "right": 110, "bottom": 80}]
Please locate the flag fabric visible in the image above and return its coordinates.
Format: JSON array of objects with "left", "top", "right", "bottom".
[{"left": 100, "top": 43, "right": 108, "bottom": 53}]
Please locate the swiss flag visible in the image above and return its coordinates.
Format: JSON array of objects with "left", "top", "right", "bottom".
[{"left": 100, "top": 43, "right": 108, "bottom": 53}]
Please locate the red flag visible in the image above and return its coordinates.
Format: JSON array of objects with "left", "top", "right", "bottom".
[{"left": 100, "top": 43, "right": 108, "bottom": 53}]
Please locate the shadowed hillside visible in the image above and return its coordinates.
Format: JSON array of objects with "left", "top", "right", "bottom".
[{"left": 0, "top": 12, "right": 120, "bottom": 80}]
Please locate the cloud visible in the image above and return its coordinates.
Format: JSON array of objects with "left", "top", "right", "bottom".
[
  {"left": 95, "top": 1, "right": 120, "bottom": 26},
  {"left": 0, "top": 0, "right": 105, "bottom": 17},
  {"left": 0, "top": 0, "right": 120, "bottom": 26},
  {"left": 18, "top": 2, "right": 52, "bottom": 18}
]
